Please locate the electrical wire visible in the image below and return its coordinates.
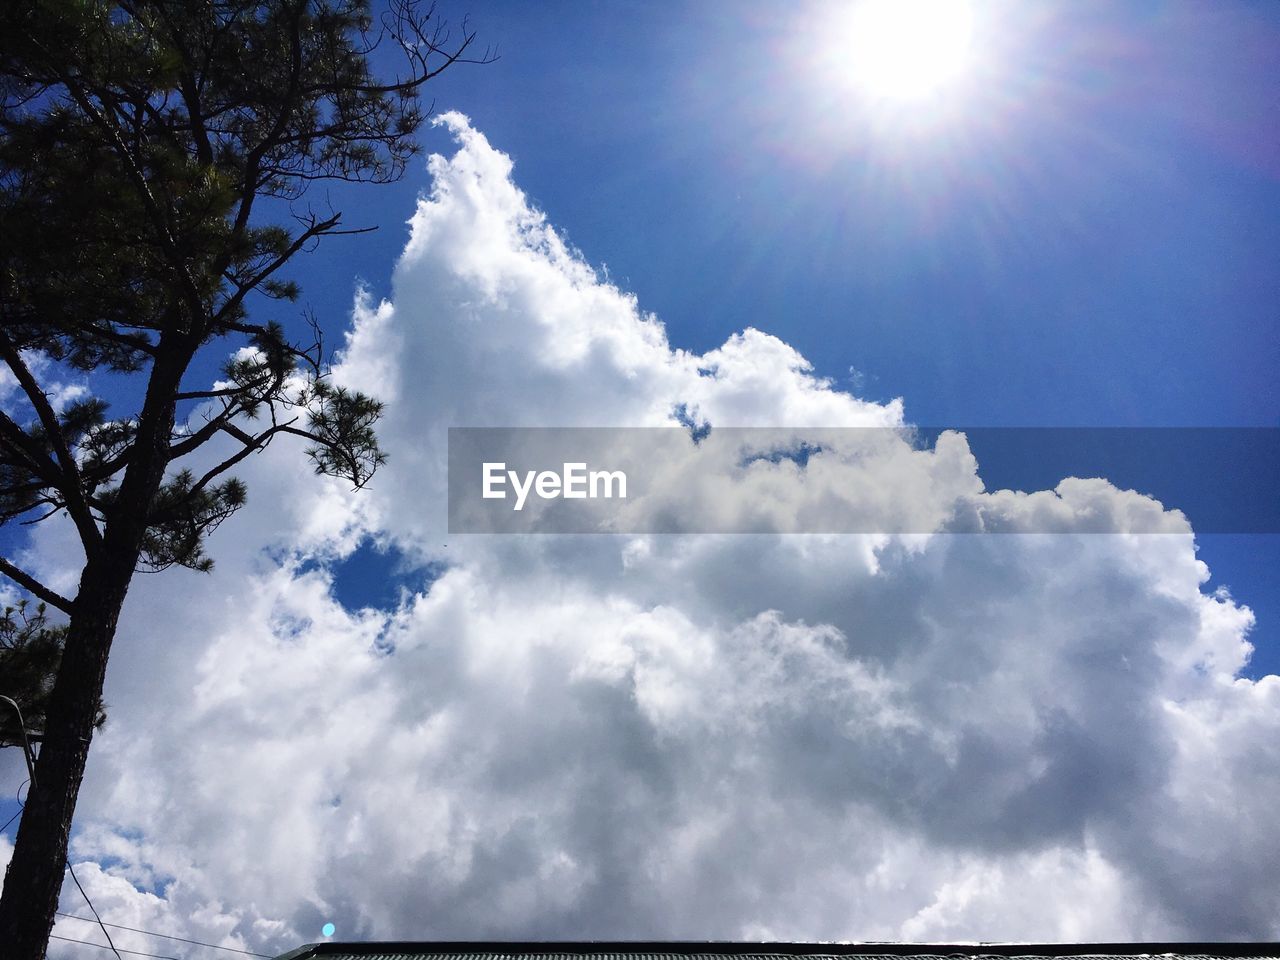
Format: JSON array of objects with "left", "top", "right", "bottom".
[
  {"left": 0, "top": 803, "right": 20, "bottom": 834},
  {"left": 1, "top": 717, "right": 266, "bottom": 960},
  {"left": 4, "top": 719, "right": 257, "bottom": 960},
  {"left": 49, "top": 933, "right": 180, "bottom": 959},
  {"left": 55, "top": 913, "right": 271, "bottom": 958},
  {"left": 1, "top": 777, "right": 28, "bottom": 834},
  {"left": 69, "top": 860, "right": 124, "bottom": 960},
  {"left": 0, "top": 694, "right": 38, "bottom": 788}
]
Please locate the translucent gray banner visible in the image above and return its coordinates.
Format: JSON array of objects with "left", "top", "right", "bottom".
[{"left": 447, "top": 427, "right": 1280, "bottom": 534}]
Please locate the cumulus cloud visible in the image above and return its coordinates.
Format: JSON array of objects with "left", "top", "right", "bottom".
[
  {"left": 0, "top": 350, "right": 89, "bottom": 415},
  {"left": 4, "top": 112, "right": 1278, "bottom": 954}
]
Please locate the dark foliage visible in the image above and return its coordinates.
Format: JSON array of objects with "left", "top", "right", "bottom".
[
  {"left": 0, "top": 600, "right": 105, "bottom": 748},
  {"left": 0, "top": 3, "right": 489, "bottom": 953}
]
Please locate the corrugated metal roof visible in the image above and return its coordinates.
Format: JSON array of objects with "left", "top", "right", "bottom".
[
  {"left": 273, "top": 945, "right": 1280, "bottom": 960},
  {"left": 292, "top": 955, "right": 1280, "bottom": 960}
]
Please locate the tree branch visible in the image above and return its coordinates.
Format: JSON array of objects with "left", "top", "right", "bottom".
[
  {"left": 0, "top": 332, "right": 101, "bottom": 553},
  {"left": 167, "top": 396, "right": 253, "bottom": 461},
  {"left": 214, "top": 211, "right": 342, "bottom": 323},
  {"left": 183, "top": 420, "right": 296, "bottom": 499},
  {"left": 0, "top": 410, "right": 60, "bottom": 486},
  {"left": 146, "top": 2, "right": 215, "bottom": 167},
  {"left": 0, "top": 557, "right": 74, "bottom": 615},
  {"left": 39, "top": 60, "right": 209, "bottom": 330},
  {"left": 228, "top": 0, "right": 308, "bottom": 248}
]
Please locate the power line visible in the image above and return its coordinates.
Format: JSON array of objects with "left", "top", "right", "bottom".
[
  {"left": 0, "top": 777, "right": 26, "bottom": 834},
  {"left": 56, "top": 912, "right": 271, "bottom": 958},
  {"left": 0, "top": 695, "right": 38, "bottom": 788},
  {"left": 49, "top": 933, "right": 180, "bottom": 959},
  {"left": 69, "top": 860, "right": 124, "bottom": 960},
  {"left": 2, "top": 763, "right": 265, "bottom": 960},
  {"left": 0, "top": 765, "right": 268, "bottom": 960}
]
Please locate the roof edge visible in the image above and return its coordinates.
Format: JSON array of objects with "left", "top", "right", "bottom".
[{"left": 273, "top": 941, "right": 1280, "bottom": 960}]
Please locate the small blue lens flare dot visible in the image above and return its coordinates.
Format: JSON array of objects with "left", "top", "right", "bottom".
[{"left": 321, "top": 922, "right": 335, "bottom": 938}]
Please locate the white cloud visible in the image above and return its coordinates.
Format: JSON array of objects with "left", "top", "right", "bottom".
[
  {"left": 0, "top": 349, "right": 89, "bottom": 416},
  {"left": 4, "top": 112, "right": 1278, "bottom": 954}
]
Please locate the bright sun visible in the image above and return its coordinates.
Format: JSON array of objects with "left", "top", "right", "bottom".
[{"left": 836, "top": 0, "right": 975, "bottom": 102}]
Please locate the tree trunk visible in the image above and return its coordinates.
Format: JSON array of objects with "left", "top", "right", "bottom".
[
  {"left": 0, "top": 343, "right": 188, "bottom": 958},
  {"left": 0, "top": 552, "right": 137, "bottom": 957}
]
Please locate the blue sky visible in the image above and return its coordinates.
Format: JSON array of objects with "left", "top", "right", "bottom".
[
  {"left": 287, "top": 0, "right": 1280, "bottom": 675},
  {"left": 5, "top": 1, "right": 1280, "bottom": 947},
  {"left": 315, "top": 0, "right": 1280, "bottom": 426}
]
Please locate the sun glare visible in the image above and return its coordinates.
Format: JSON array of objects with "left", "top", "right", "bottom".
[{"left": 837, "top": 0, "right": 975, "bottom": 102}]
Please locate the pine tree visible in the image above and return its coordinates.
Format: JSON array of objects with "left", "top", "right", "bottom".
[{"left": 0, "top": 2, "right": 491, "bottom": 953}]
